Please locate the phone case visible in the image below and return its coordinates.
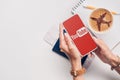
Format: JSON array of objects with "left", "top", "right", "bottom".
[{"left": 63, "top": 14, "right": 97, "bottom": 56}]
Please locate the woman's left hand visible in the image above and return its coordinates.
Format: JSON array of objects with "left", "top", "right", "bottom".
[{"left": 59, "top": 24, "right": 82, "bottom": 62}]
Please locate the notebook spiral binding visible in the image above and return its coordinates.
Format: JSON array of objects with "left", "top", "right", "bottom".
[{"left": 71, "top": 0, "right": 86, "bottom": 15}]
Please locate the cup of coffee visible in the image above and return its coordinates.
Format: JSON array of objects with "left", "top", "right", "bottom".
[{"left": 88, "top": 8, "right": 113, "bottom": 34}]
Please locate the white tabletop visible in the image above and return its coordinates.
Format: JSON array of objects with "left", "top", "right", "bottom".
[{"left": 0, "top": 0, "right": 119, "bottom": 80}]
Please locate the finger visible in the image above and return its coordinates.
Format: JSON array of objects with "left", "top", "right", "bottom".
[
  {"left": 60, "top": 47, "right": 69, "bottom": 53},
  {"left": 60, "top": 49, "right": 64, "bottom": 52},
  {"left": 92, "top": 37, "right": 99, "bottom": 45},
  {"left": 59, "top": 24, "right": 66, "bottom": 47},
  {"left": 64, "top": 33, "right": 74, "bottom": 50},
  {"left": 59, "top": 23, "right": 64, "bottom": 42},
  {"left": 88, "top": 52, "right": 92, "bottom": 57},
  {"left": 93, "top": 47, "right": 101, "bottom": 56},
  {"left": 88, "top": 52, "right": 95, "bottom": 57},
  {"left": 92, "top": 37, "right": 105, "bottom": 48}
]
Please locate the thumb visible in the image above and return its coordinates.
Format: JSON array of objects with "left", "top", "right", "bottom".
[
  {"left": 92, "top": 37, "right": 100, "bottom": 46},
  {"left": 92, "top": 37, "right": 105, "bottom": 49}
]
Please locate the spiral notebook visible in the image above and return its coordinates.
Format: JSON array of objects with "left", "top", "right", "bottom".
[{"left": 71, "top": 0, "right": 120, "bottom": 54}]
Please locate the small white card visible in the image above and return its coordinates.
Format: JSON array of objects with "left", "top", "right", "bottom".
[{"left": 43, "top": 25, "right": 59, "bottom": 46}]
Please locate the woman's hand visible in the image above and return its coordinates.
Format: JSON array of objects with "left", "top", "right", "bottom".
[
  {"left": 59, "top": 24, "right": 83, "bottom": 71},
  {"left": 59, "top": 24, "right": 82, "bottom": 62},
  {"left": 93, "top": 37, "right": 118, "bottom": 66}
]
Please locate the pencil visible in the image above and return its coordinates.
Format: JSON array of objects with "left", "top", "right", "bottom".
[{"left": 83, "top": 5, "right": 119, "bottom": 15}]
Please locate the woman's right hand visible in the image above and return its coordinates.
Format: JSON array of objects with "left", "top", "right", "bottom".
[{"left": 93, "top": 37, "right": 118, "bottom": 66}]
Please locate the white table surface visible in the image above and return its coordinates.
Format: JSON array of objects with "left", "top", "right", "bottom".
[{"left": 0, "top": 0, "right": 119, "bottom": 80}]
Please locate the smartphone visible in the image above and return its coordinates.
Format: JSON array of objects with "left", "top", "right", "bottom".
[{"left": 63, "top": 14, "right": 97, "bottom": 56}]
